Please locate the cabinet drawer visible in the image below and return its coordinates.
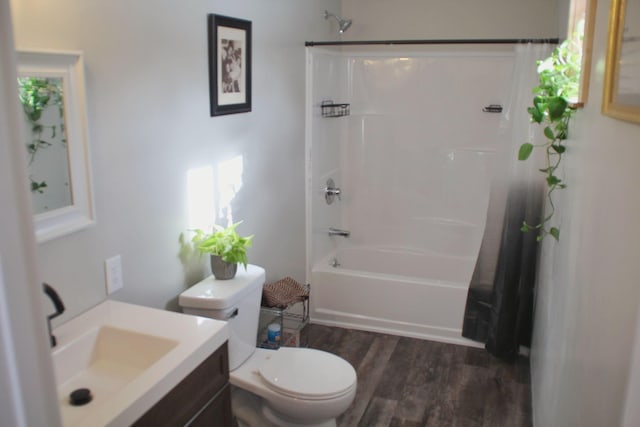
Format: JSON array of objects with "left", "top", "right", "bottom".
[
  {"left": 187, "top": 383, "right": 232, "bottom": 427},
  {"left": 133, "top": 342, "right": 229, "bottom": 427}
]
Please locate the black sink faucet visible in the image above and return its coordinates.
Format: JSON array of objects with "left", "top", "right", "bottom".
[{"left": 43, "top": 283, "right": 65, "bottom": 347}]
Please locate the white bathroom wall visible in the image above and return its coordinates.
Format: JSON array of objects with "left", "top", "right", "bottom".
[
  {"left": 622, "top": 307, "right": 640, "bottom": 427},
  {"left": 530, "top": 0, "right": 640, "bottom": 426},
  {"left": 11, "top": 0, "right": 339, "bottom": 323},
  {"left": 341, "top": 0, "right": 559, "bottom": 40}
]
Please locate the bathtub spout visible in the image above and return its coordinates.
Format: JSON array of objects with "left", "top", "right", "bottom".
[{"left": 328, "top": 227, "right": 351, "bottom": 237}]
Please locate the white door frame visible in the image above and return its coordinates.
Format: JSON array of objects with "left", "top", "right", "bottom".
[{"left": 0, "top": 0, "right": 61, "bottom": 425}]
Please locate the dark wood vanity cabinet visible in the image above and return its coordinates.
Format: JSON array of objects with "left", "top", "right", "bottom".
[{"left": 133, "top": 342, "right": 232, "bottom": 427}]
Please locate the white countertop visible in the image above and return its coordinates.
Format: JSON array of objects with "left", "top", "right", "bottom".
[{"left": 51, "top": 300, "right": 229, "bottom": 427}]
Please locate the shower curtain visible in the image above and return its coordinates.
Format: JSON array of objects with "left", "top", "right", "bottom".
[{"left": 462, "top": 43, "right": 552, "bottom": 359}]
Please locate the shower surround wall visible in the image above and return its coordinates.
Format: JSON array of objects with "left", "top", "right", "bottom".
[{"left": 306, "top": 46, "right": 515, "bottom": 345}]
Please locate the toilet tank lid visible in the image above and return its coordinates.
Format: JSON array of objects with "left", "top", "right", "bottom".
[{"left": 179, "top": 264, "right": 265, "bottom": 310}]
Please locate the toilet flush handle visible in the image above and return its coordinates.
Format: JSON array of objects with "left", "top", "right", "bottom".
[{"left": 225, "top": 307, "right": 239, "bottom": 320}]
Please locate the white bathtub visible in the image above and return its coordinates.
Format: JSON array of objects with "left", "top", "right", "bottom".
[
  {"left": 310, "top": 246, "right": 481, "bottom": 346},
  {"left": 306, "top": 49, "right": 509, "bottom": 347}
]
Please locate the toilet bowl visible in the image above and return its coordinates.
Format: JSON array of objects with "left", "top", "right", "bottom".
[
  {"left": 179, "top": 265, "right": 357, "bottom": 427},
  {"left": 232, "top": 347, "right": 356, "bottom": 426}
]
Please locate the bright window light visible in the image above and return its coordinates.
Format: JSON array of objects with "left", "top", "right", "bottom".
[
  {"left": 187, "top": 165, "right": 215, "bottom": 231},
  {"left": 217, "top": 155, "right": 244, "bottom": 227}
]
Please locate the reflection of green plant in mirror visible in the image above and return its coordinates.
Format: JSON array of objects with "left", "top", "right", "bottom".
[
  {"left": 18, "top": 77, "right": 66, "bottom": 193},
  {"left": 518, "top": 25, "right": 583, "bottom": 242},
  {"left": 30, "top": 180, "right": 47, "bottom": 194}
]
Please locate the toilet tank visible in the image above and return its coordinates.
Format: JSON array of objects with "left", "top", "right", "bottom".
[{"left": 179, "top": 264, "right": 265, "bottom": 370}]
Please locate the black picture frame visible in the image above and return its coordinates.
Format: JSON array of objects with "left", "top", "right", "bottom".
[{"left": 208, "top": 14, "right": 252, "bottom": 116}]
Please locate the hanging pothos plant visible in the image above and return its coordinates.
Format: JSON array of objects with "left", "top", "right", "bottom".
[
  {"left": 518, "top": 28, "right": 583, "bottom": 242},
  {"left": 17, "top": 77, "right": 65, "bottom": 194}
]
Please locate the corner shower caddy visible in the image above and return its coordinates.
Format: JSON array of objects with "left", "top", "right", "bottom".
[
  {"left": 258, "top": 283, "right": 310, "bottom": 348},
  {"left": 321, "top": 100, "right": 350, "bottom": 118}
]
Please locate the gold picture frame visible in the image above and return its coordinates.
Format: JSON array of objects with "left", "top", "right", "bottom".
[{"left": 602, "top": 0, "right": 640, "bottom": 123}]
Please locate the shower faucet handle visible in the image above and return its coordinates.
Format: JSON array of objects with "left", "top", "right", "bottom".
[
  {"left": 324, "top": 178, "right": 342, "bottom": 204},
  {"left": 328, "top": 227, "right": 350, "bottom": 238},
  {"left": 326, "top": 187, "right": 341, "bottom": 199}
]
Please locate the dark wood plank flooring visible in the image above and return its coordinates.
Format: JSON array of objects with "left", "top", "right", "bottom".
[{"left": 300, "top": 324, "right": 532, "bottom": 427}]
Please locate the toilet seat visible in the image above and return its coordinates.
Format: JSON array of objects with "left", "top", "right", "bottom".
[{"left": 258, "top": 348, "right": 356, "bottom": 400}]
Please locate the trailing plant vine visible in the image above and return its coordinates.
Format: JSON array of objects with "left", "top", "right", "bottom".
[
  {"left": 17, "top": 77, "right": 65, "bottom": 193},
  {"left": 518, "top": 28, "right": 583, "bottom": 242}
]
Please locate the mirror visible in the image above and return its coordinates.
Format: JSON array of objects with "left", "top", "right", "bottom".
[
  {"left": 603, "top": 0, "right": 640, "bottom": 123},
  {"left": 16, "top": 50, "right": 94, "bottom": 242}
]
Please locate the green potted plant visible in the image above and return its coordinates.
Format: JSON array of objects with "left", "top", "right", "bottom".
[
  {"left": 192, "top": 221, "right": 253, "bottom": 280},
  {"left": 518, "top": 31, "right": 582, "bottom": 242}
]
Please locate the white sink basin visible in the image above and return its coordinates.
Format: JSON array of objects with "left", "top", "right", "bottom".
[
  {"left": 54, "top": 326, "right": 178, "bottom": 402},
  {"left": 51, "top": 300, "right": 228, "bottom": 427}
]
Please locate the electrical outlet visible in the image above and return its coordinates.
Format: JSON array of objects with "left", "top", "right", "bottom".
[{"left": 105, "top": 255, "right": 124, "bottom": 294}]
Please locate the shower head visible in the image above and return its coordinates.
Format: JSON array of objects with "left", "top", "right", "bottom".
[{"left": 324, "top": 10, "right": 352, "bottom": 34}]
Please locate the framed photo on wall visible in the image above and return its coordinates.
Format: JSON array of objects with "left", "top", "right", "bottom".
[{"left": 208, "top": 14, "right": 252, "bottom": 116}]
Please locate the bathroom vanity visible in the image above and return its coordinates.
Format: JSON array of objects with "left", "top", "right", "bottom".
[
  {"left": 51, "top": 300, "right": 230, "bottom": 427},
  {"left": 132, "top": 342, "right": 231, "bottom": 426}
]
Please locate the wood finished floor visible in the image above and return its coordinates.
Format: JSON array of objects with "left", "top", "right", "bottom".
[{"left": 300, "top": 324, "right": 532, "bottom": 427}]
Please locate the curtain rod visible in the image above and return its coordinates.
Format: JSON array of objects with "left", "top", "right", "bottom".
[{"left": 305, "top": 38, "right": 560, "bottom": 47}]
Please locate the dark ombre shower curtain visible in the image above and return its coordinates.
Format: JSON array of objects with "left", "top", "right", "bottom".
[
  {"left": 462, "top": 44, "right": 551, "bottom": 360},
  {"left": 484, "top": 184, "right": 542, "bottom": 358}
]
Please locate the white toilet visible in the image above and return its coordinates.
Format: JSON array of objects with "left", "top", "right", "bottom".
[{"left": 179, "top": 264, "right": 357, "bottom": 427}]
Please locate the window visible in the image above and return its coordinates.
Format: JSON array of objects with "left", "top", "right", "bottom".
[{"left": 570, "top": 0, "right": 597, "bottom": 105}]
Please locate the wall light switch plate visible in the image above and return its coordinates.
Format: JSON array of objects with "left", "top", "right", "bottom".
[{"left": 105, "top": 255, "right": 124, "bottom": 294}]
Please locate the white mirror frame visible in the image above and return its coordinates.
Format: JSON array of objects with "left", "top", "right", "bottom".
[{"left": 16, "top": 50, "right": 95, "bottom": 243}]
